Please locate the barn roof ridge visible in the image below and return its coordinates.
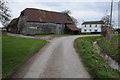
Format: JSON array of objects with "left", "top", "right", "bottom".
[
  {"left": 21, "top": 8, "right": 73, "bottom": 24},
  {"left": 23, "top": 8, "right": 64, "bottom": 14}
]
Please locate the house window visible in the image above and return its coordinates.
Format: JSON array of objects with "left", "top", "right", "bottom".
[
  {"left": 90, "top": 29, "right": 91, "bottom": 31},
  {"left": 95, "top": 25, "right": 97, "bottom": 27},
  {"left": 37, "top": 27, "right": 41, "bottom": 29},
  {"left": 95, "top": 29, "right": 97, "bottom": 32},
  {"left": 90, "top": 25, "right": 91, "bottom": 27},
  {"left": 84, "top": 29, "right": 86, "bottom": 32},
  {"left": 84, "top": 25, "right": 86, "bottom": 27}
]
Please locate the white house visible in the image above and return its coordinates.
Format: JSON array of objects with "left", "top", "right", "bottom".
[{"left": 81, "top": 21, "right": 104, "bottom": 33}]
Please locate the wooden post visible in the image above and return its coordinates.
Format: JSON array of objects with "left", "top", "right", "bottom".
[{"left": 110, "top": 0, "right": 113, "bottom": 27}]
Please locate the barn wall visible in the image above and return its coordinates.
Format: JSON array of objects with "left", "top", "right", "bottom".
[
  {"left": 17, "top": 15, "right": 27, "bottom": 33},
  {"left": 21, "top": 22, "right": 65, "bottom": 35}
]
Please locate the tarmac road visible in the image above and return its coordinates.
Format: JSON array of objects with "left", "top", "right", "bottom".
[{"left": 10, "top": 35, "right": 100, "bottom": 78}]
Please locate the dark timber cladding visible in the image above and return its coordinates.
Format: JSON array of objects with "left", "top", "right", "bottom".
[
  {"left": 15, "top": 8, "right": 79, "bottom": 35},
  {"left": 7, "top": 18, "right": 19, "bottom": 33}
]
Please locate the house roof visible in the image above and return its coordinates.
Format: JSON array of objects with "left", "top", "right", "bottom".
[
  {"left": 21, "top": 8, "right": 73, "bottom": 24},
  {"left": 67, "top": 24, "right": 79, "bottom": 31},
  {"left": 82, "top": 21, "right": 104, "bottom": 25}
]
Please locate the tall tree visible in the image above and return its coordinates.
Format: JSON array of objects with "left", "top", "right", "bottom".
[{"left": 0, "top": 0, "right": 11, "bottom": 26}]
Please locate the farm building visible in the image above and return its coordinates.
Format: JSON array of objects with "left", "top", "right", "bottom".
[
  {"left": 7, "top": 18, "right": 19, "bottom": 33},
  {"left": 8, "top": 8, "right": 79, "bottom": 35},
  {"left": 81, "top": 21, "right": 104, "bottom": 34}
]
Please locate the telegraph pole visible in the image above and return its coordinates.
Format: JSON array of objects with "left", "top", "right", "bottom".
[{"left": 110, "top": 0, "right": 113, "bottom": 27}]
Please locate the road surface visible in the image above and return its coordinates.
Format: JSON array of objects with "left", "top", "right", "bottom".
[{"left": 10, "top": 35, "right": 99, "bottom": 78}]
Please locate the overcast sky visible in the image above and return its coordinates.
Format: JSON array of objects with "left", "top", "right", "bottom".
[{"left": 0, "top": 0, "right": 119, "bottom": 28}]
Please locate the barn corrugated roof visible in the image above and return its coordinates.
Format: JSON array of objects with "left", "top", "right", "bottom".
[
  {"left": 67, "top": 24, "right": 79, "bottom": 31},
  {"left": 82, "top": 21, "right": 104, "bottom": 25},
  {"left": 21, "top": 8, "right": 73, "bottom": 24},
  {"left": 8, "top": 18, "right": 19, "bottom": 27}
]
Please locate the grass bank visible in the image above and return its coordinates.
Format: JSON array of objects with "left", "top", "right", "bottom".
[
  {"left": 97, "top": 35, "right": 120, "bottom": 64},
  {"left": 74, "top": 36, "right": 120, "bottom": 78},
  {"left": 2, "top": 36, "right": 47, "bottom": 78}
]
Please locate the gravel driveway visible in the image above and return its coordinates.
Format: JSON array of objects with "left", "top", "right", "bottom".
[{"left": 10, "top": 35, "right": 100, "bottom": 78}]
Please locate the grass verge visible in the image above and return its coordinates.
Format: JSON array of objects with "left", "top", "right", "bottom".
[
  {"left": 97, "top": 36, "right": 120, "bottom": 64},
  {"left": 74, "top": 36, "right": 120, "bottom": 78},
  {"left": 2, "top": 35, "right": 47, "bottom": 78}
]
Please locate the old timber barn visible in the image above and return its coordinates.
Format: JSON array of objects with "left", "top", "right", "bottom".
[{"left": 8, "top": 8, "right": 79, "bottom": 35}]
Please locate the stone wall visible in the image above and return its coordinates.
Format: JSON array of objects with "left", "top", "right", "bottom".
[{"left": 101, "top": 26, "right": 112, "bottom": 38}]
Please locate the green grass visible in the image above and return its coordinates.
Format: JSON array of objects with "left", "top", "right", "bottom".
[
  {"left": 97, "top": 35, "right": 120, "bottom": 63},
  {"left": 74, "top": 36, "right": 120, "bottom": 78},
  {"left": 110, "top": 36, "right": 119, "bottom": 45},
  {"left": 2, "top": 36, "right": 47, "bottom": 78}
]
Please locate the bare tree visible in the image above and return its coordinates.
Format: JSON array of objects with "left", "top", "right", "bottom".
[
  {"left": 62, "top": 10, "right": 78, "bottom": 26},
  {"left": 61, "top": 10, "right": 71, "bottom": 15},
  {"left": 0, "top": 0, "right": 11, "bottom": 26},
  {"left": 102, "top": 14, "right": 115, "bottom": 27},
  {"left": 71, "top": 16, "right": 78, "bottom": 25},
  {"left": 101, "top": 15, "right": 110, "bottom": 26}
]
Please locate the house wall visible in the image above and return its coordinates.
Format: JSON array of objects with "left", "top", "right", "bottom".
[{"left": 81, "top": 24, "right": 103, "bottom": 33}]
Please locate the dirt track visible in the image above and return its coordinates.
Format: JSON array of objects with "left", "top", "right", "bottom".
[{"left": 10, "top": 35, "right": 100, "bottom": 78}]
